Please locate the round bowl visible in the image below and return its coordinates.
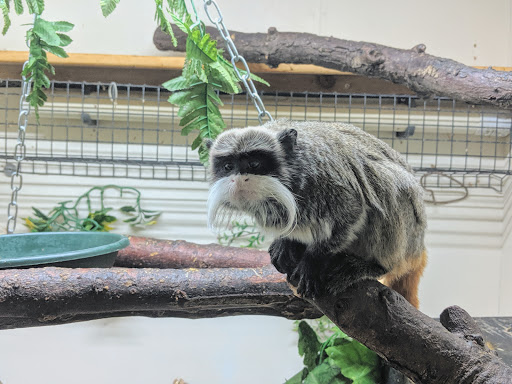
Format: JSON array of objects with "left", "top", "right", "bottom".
[{"left": 0, "top": 232, "right": 130, "bottom": 269}]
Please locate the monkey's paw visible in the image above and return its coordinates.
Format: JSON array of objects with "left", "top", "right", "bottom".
[
  {"left": 287, "top": 259, "right": 324, "bottom": 299},
  {"left": 268, "top": 238, "right": 305, "bottom": 275}
]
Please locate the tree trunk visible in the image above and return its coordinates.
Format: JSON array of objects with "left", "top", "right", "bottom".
[{"left": 154, "top": 26, "right": 512, "bottom": 109}]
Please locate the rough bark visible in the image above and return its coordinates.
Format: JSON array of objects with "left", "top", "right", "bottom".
[
  {"left": 115, "top": 236, "right": 270, "bottom": 269},
  {"left": 0, "top": 265, "right": 320, "bottom": 330},
  {"left": 154, "top": 26, "right": 512, "bottom": 109},
  {"left": 311, "top": 280, "right": 512, "bottom": 384}
]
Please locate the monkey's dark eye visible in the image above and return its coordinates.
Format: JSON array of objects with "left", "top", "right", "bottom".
[
  {"left": 224, "top": 163, "right": 234, "bottom": 171},
  {"left": 248, "top": 160, "right": 260, "bottom": 169}
]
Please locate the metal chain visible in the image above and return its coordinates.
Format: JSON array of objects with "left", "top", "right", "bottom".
[
  {"left": 203, "top": 0, "right": 273, "bottom": 125},
  {"left": 6, "top": 61, "right": 31, "bottom": 234}
]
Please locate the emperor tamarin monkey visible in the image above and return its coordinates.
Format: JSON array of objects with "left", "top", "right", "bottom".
[{"left": 206, "top": 119, "right": 427, "bottom": 308}]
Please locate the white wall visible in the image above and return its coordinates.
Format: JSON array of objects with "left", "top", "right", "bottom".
[{"left": 1, "top": 0, "right": 512, "bottom": 66}]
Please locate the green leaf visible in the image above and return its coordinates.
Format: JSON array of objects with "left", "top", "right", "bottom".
[
  {"left": 186, "top": 29, "right": 217, "bottom": 63},
  {"left": 123, "top": 216, "right": 138, "bottom": 223},
  {"left": 198, "top": 145, "right": 209, "bottom": 165},
  {"left": 298, "top": 321, "right": 322, "bottom": 372},
  {"left": 170, "top": 11, "right": 189, "bottom": 34},
  {"left": 26, "top": 0, "right": 44, "bottom": 14},
  {"left": 303, "top": 361, "right": 343, "bottom": 384},
  {"left": 119, "top": 205, "right": 136, "bottom": 213},
  {"left": 0, "top": 0, "right": 11, "bottom": 35},
  {"left": 13, "top": 0, "right": 22, "bottom": 15},
  {"left": 181, "top": 115, "right": 207, "bottom": 135},
  {"left": 168, "top": 0, "right": 188, "bottom": 18},
  {"left": 33, "top": 18, "right": 61, "bottom": 46},
  {"left": 45, "top": 45, "right": 68, "bottom": 58},
  {"left": 325, "top": 341, "right": 381, "bottom": 384},
  {"left": 184, "top": 58, "right": 207, "bottom": 83},
  {"left": 284, "top": 369, "right": 306, "bottom": 384},
  {"left": 162, "top": 75, "right": 201, "bottom": 92},
  {"left": 190, "top": 134, "right": 203, "bottom": 151},
  {"left": 177, "top": 97, "right": 206, "bottom": 118},
  {"left": 155, "top": 4, "right": 177, "bottom": 46},
  {"left": 209, "top": 61, "right": 241, "bottom": 94},
  {"left": 57, "top": 33, "right": 72, "bottom": 46},
  {"left": 179, "top": 105, "right": 207, "bottom": 126},
  {"left": 32, "top": 207, "right": 49, "bottom": 220},
  {"left": 100, "top": 0, "right": 120, "bottom": 17},
  {"left": 51, "top": 21, "right": 74, "bottom": 32}
]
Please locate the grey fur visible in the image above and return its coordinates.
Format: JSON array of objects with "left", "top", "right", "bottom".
[{"left": 208, "top": 119, "right": 426, "bottom": 297}]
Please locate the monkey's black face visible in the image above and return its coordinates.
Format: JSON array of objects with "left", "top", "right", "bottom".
[
  {"left": 207, "top": 127, "right": 298, "bottom": 236},
  {"left": 212, "top": 150, "right": 280, "bottom": 179}
]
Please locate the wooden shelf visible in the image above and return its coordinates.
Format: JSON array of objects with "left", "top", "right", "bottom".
[{"left": 0, "top": 51, "right": 347, "bottom": 75}]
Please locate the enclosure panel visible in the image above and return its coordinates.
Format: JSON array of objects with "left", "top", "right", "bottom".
[{"left": 2, "top": 80, "right": 511, "bottom": 190}]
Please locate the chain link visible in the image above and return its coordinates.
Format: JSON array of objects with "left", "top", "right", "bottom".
[
  {"left": 203, "top": 0, "right": 273, "bottom": 125},
  {"left": 6, "top": 60, "right": 31, "bottom": 234}
]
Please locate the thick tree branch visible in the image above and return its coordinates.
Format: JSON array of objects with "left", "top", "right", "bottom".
[
  {"left": 115, "top": 236, "right": 270, "bottom": 269},
  {"left": 0, "top": 265, "right": 320, "bottom": 330},
  {"left": 311, "top": 281, "right": 512, "bottom": 384},
  {"left": 154, "top": 26, "right": 512, "bottom": 109},
  {"left": 2, "top": 238, "right": 511, "bottom": 382}
]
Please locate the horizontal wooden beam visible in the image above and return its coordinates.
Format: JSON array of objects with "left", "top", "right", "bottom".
[
  {"left": 2, "top": 50, "right": 510, "bottom": 74},
  {"left": 0, "top": 51, "right": 348, "bottom": 75}
]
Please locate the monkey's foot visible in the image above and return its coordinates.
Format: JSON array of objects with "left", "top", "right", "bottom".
[
  {"left": 287, "top": 258, "right": 324, "bottom": 299},
  {"left": 268, "top": 238, "right": 306, "bottom": 274},
  {"left": 323, "top": 255, "right": 388, "bottom": 296}
]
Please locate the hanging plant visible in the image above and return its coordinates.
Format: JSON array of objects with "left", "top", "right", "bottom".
[{"left": 0, "top": 1, "right": 74, "bottom": 118}]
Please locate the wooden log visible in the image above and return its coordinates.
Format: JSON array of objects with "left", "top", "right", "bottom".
[
  {"left": 311, "top": 280, "right": 512, "bottom": 383},
  {"left": 114, "top": 236, "right": 271, "bottom": 269},
  {"left": 154, "top": 26, "right": 512, "bottom": 109},
  {"left": 0, "top": 265, "right": 321, "bottom": 330}
]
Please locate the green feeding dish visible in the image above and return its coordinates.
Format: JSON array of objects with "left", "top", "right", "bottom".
[{"left": 0, "top": 232, "right": 130, "bottom": 269}]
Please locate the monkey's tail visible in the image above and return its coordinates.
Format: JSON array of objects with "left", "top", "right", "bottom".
[{"left": 380, "top": 250, "right": 428, "bottom": 309}]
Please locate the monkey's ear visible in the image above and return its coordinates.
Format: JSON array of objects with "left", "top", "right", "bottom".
[
  {"left": 277, "top": 129, "right": 297, "bottom": 155},
  {"left": 203, "top": 138, "right": 214, "bottom": 150}
]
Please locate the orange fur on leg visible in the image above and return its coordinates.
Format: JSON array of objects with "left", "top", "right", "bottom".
[{"left": 380, "top": 251, "right": 428, "bottom": 309}]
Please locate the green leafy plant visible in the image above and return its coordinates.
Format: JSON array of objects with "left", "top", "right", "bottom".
[
  {"left": 0, "top": 1, "right": 73, "bottom": 118},
  {"left": 23, "top": 16, "right": 73, "bottom": 117},
  {"left": 23, "top": 185, "right": 160, "bottom": 232},
  {"left": 286, "top": 319, "right": 382, "bottom": 384},
  {"left": 99, "top": 0, "right": 270, "bottom": 164},
  {"left": 217, "top": 220, "right": 265, "bottom": 248},
  {"left": 155, "top": 0, "right": 269, "bottom": 164}
]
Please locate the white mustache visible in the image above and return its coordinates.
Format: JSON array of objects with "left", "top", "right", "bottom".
[{"left": 207, "top": 174, "right": 297, "bottom": 237}]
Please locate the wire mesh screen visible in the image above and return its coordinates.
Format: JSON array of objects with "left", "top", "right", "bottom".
[{"left": 1, "top": 79, "right": 511, "bottom": 189}]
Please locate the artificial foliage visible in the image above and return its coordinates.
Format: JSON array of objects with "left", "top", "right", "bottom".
[
  {"left": 217, "top": 220, "right": 265, "bottom": 248},
  {"left": 157, "top": 0, "right": 269, "bottom": 164},
  {"left": 24, "top": 185, "right": 160, "bottom": 232},
  {"left": 0, "top": 0, "right": 73, "bottom": 117},
  {"left": 286, "top": 320, "right": 382, "bottom": 384}
]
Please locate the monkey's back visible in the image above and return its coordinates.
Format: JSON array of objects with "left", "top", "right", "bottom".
[{"left": 264, "top": 119, "right": 426, "bottom": 269}]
